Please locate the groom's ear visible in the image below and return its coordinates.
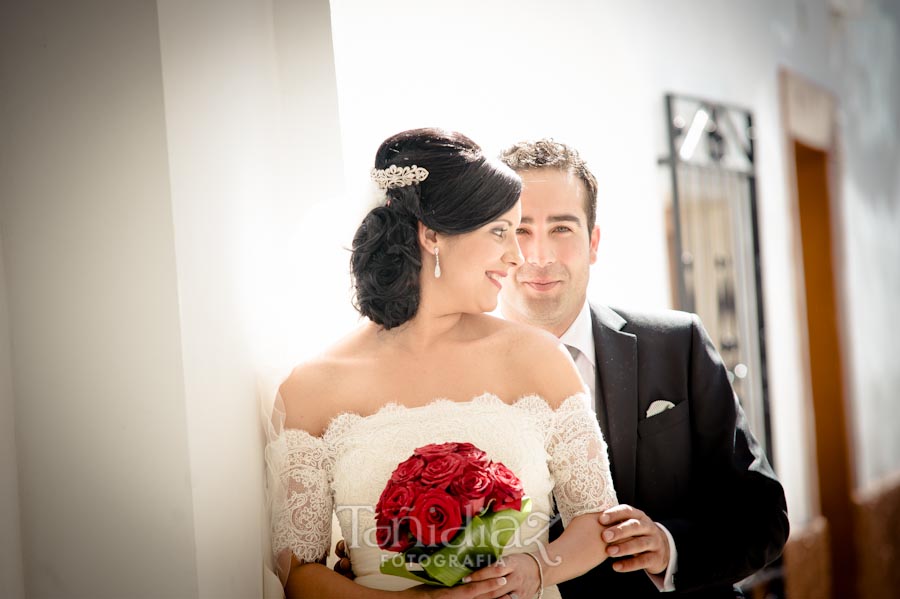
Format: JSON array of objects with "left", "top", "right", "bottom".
[
  {"left": 417, "top": 222, "right": 439, "bottom": 252},
  {"left": 589, "top": 224, "right": 601, "bottom": 265}
]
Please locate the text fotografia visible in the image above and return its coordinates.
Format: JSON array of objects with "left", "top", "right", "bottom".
[{"left": 381, "top": 552, "right": 497, "bottom": 570}]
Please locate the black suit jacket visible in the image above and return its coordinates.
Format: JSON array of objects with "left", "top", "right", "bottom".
[{"left": 556, "top": 305, "right": 789, "bottom": 599}]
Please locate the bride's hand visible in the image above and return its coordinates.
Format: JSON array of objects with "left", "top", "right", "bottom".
[
  {"left": 403, "top": 577, "right": 508, "bottom": 599},
  {"left": 452, "top": 554, "right": 541, "bottom": 599},
  {"left": 403, "top": 560, "right": 522, "bottom": 599}
]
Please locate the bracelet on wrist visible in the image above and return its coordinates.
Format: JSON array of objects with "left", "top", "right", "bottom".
[{"left": 522, "top": 552, "right": 544, "bottom": 599}]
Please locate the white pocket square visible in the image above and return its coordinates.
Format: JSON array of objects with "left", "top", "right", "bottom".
[{"left": 646, "top": 400, "right": 676, "bottom": 418}]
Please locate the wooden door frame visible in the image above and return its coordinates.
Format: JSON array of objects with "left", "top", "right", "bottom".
[{"left": 779, "top": 68, "right": 858, "bottom": 595}]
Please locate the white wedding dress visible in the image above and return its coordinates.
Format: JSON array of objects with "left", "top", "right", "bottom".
[{"left": 266, "top": 392, "right": 618, "bottom": 598}]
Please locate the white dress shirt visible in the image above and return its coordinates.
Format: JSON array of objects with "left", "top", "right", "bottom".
[
  {"left": 558, "top": 300, "right": 678, "bottom": 592},
  {"left": 559, "top": 300, "right": 597, "bottom": 408}
]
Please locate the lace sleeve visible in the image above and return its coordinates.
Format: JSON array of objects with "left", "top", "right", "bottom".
[
  {"left": 547, "top": 396, "right": 618, "bottom": 526},
  {"left": 266, "top": 429, "right": 334, "bottom": 584}
]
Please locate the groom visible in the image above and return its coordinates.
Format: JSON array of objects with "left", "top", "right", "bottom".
[{"left": 496, "top": 139, "right": 788, "bottom": 598}]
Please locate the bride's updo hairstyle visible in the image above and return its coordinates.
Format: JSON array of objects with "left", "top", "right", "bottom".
[{"left": 352, "top": 128, "right": 521, "bottom": 329}]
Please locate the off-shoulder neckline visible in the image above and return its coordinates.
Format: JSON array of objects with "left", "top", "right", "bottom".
[{"left": 282, "top": 391, "right": 589, "bottom": 442}]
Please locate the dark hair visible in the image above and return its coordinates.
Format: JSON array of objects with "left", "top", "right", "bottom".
[
  {"left": 499, "top": 139, "right": 598, "bottom": 231},
  {"left": 351, "top": 128, "right": 521, "bottom": 329}
]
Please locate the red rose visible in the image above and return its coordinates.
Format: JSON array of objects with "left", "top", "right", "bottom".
[
  {"left": 449, "top": 464, "right": 495, "bottom": 517},
  {"left": 376, "top": 481, "right": 418, "bottom": 520},
  {"left": 420, "top": 453, "right": 466, "bottom": 488},
  {"left": 390, "top": 456, "right": 425, "bottom": 484},
  {"left": 413, "top": 442, "right": 458, "bottom": 461},
  {"left": 488, "top": 462, "right": 524, "bottom": 512},
  {"left": 376, "top": 514, "right": 413, "bottom": 552},
  {"left": 409, "top": 488, "right": 463, "bottom": 546},
  {"left": 455, "top": 443, "right": 490, "bottom": 467}
]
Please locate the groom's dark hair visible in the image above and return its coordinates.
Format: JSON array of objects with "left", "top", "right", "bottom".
[
  {"left": 351, "top": 128, "right": 521, "bottom": 330},
  {"left": 499, "top": 139, "right": 598, "bottom": 231}
]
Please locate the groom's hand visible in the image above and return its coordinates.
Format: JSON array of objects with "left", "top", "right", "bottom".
[{"left": 599, "top": 504, "right": 670, "bottom": 575}]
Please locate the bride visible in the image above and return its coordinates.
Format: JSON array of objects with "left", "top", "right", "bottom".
[{"left": 267, "top": 129, "right": 618, "bottom": 598}]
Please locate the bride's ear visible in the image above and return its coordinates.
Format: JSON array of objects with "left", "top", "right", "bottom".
[{"left": 417, "top": 222, "right": 439, "bottom": 253}]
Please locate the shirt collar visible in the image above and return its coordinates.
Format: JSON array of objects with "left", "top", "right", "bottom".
[{"left": 559, "top": 300, "right": 595, "bottom": 367}]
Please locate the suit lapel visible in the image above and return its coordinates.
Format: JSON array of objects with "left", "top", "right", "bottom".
[{"left": 591, "top": 304, "right": 638, "bottom": 506}]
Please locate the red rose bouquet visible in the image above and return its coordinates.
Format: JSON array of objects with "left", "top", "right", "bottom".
[{"left": 376, "top": 442, "right": 532, "bottom": 586}]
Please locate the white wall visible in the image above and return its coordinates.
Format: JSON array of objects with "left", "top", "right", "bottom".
[
  {"left": 0, "top": 235, "right": 24, "bottom": 599},
  {"left": 0, "top": 2, "right": 198, "bottom": 597},
  {"left": 2, "top": 0, "right": 349, "bottom": 596},
  {"left": 327, "top": 0, "right": 900, "bottom": 526},
  {"left": 155, "top": 0, "right": 347, "bottom": 596},
  {"left": 835, "top": 0, "right": 900, "bottom": 491}
]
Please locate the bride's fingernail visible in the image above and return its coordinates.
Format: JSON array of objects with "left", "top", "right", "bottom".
[
  {"left": 498, "top": 577, "right": 507, "bottom": 585},
  {"left": 462, "top": 576, "right": 471, "bottom": 583}
]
